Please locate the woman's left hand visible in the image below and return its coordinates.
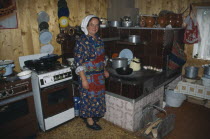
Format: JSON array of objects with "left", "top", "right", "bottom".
[{"left": 104, "top": 70, "right": 109, "bottom": 78}]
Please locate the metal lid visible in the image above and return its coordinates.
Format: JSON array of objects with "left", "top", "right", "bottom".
[
  {"left": 39, "top": 30, "right": 53, "bottom": 44},
  {"left": 37, "top": 11, "right": 50, "bottom": 25},
  {"left": 0, "top": 60, "right": 14, "bottom": 66}
]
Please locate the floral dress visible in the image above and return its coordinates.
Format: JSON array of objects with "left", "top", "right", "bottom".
[{"left": 74, "top": 34, "right": 106, "bottom": 118}]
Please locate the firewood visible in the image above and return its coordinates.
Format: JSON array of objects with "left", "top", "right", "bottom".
[{"left": 144, "top": 119, "right": 162, "bottom": 135}]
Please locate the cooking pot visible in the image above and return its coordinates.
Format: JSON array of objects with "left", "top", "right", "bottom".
[
  {"left": 185, "top": 66, "right": 199, "bottom": 79},
  {"left": 128, "top": 35, "right": 140, "bottom": 44},
  {"left": 111, "top": 58, "right": 128, "bottom": 69},
  {"left": 0, "top": 60, "right": 15, "bottom": 76},
  {"left": 40, "top": 54, "right": 62, "bottom": 63},
  {"left": 109, "top": 21, "right": 121, "bottom": 27},
  {"left": 121, "top": 16, "right": 131, "bottom": 21},
  {"left": 129, "top": 57, "right": 141, "bottom": 71},
  {"left": 202, "top": 64, "right": 210, "bottom": 76},
  {"left": 122, "top": 21, "right": 133, "bottom": 27}
]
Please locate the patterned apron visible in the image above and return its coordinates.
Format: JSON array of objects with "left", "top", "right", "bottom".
[{"left": 79, "top": 53, "right": 106, "bottom": 118}]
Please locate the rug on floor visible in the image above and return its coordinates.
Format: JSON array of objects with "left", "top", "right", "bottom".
[{"left": 36, "top": 117, "right": 143, "bottom": 139}]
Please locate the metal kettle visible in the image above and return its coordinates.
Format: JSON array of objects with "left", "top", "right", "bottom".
[
  {"left": 129, "top": 57, "right": 141, "bottom": 71},
  {"left": 121, "top": 16, "right": 131, "bottom": 21}
]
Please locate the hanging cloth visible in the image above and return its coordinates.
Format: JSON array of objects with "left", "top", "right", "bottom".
[
  {"left": 183, "top": 4, "right": 200, "bottom": 44},
  {"left": 183, "top": 15, "right": 199, "bottom": 44}
]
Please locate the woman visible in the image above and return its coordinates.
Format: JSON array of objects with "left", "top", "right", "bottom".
[{"left": 74, "top": 15, "right": 109, "bottom": 130}]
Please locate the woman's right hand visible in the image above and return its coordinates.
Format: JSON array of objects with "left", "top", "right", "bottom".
[
  {"left": 78, "top": 70, "right": 89, "bottom": 89},
  {"left": 82, "top": 79, "right": 89, "bottom": 90}
]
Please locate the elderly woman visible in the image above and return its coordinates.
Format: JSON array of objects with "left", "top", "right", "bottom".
[{"left": 74, "top": 15, "right": 109, "bottom": 130}]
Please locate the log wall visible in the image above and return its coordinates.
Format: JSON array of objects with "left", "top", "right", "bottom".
[{"left": 0, "top": 0, "right": 108, "bottom": 71}]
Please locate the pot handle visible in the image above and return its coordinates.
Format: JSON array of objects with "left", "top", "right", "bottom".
[{"left": 11, "top": 64, "right": 15, "bottom": 68}]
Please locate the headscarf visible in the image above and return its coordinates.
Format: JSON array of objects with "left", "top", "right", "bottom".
[{"left": 81, "top": 15, "right": 97, "bottom": 35}]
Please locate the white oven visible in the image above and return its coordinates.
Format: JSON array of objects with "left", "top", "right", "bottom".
[{"left": 19, "top": 54, "right": 75, "bottom": 131}]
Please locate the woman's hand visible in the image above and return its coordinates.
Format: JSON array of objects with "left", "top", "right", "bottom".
[
  {"left": 82, "top": 79, "right": 89, "bottom": 90},
  {"left": 104, "top": 70, "right": 109, "bottom": 78},
  {"left": 78, "top": 70, "right": 89, "bottom": 89}
]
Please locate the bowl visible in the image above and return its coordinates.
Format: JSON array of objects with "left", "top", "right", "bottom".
[
  {"left": 115, "top": 67, "right": 133, "bottom": 75},
  {"left": 17, "top": 70, "right": 32, "bottom": 79}
]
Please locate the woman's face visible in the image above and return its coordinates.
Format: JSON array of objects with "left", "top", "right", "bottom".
[{"left": 87, "top": 18, "right": 99, "bottom": 37}]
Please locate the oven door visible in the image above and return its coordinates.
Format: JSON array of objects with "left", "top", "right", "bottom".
[{"left": 40, "top": 81, "right": 73, "bottom": 118}]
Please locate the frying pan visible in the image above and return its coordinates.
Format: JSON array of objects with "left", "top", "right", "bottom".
[{"left": 40, "top": 54, "right": 62, "bottom": 63}]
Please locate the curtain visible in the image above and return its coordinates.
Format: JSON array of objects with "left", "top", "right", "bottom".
[{"left": 196, "top": 7, "right": 210, "bottom": 60}]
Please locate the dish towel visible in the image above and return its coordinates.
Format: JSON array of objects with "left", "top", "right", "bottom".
[{"left": 168, "top": 41, "right": 187, "bottom": 70}]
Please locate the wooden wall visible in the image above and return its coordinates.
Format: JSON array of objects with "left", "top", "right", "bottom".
[
  {"left": 0, "top": 0, "right": 209, "bottom": 76},
  {"left": 0, "top": 0, "right": 108, "bottom": 72}
]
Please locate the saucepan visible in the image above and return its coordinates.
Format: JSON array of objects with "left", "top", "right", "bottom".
[
  {"left": 128, "top": 35, "right": 140, "bottom": 44},
  {"left": 109, "top": 21, "right": 121, "bottom": 27},
  {"left": 110, "top": 58, "right": 128, "bottom": 69},
  {"left": 185, "top": 66, "right": 199, "bottom": 79}
]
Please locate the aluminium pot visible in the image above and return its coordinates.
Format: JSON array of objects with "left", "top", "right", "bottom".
[
  {"left": 109, "top": 21, "right": 121, "bottom": 27},
  {"left": 0, "top": 60, "right": 15, "bottom": 76},
  {"left": 128, "top": 35, "right": 140, "bottom": 44},
  {"left": 185, "top": 66, "right": 199, "bottom": 79},
  {"left": 111, "top": 58, "right": 128, "bottom": 69},
  {"left": 203, "top": 64, "right": 210, "bottom": 76}
]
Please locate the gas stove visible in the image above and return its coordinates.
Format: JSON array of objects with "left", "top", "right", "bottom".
[
  {"left": 34, "top": 66, "right": 72, "bottom": 88},
  {"left": 19, "top": 54, "right": 73, "bottom": 88},
  {"left": 19, "top": 54, "right": 75, "bottom": 131}
]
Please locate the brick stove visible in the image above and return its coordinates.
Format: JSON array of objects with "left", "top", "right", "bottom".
[
  {"left": 104, "top": 75, "right": 181, "bottom": 132},
  {"left": 104, "top": 86, "right": 164, "bottom": 132}
]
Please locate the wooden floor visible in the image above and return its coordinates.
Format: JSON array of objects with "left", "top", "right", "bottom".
[{"left": 163, "top": 101, "right": 210, "bottom": 139}]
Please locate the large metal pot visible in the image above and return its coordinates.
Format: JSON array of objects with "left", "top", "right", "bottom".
[
  {"left": 185, "top": 66, "right": 199, "bottom": 79},
  {"left": 128, "top": 35, "right": 140, "bottom": 44},
  {"left": 111, "top": 58, "right": 128, "bottom": 69},
  {"left": 122, "top": 21, "right": 133, "bottom": 27},
  {"left": 203, "top": 64, "right": 210, "bottom": 76},
  {"left": 109, "top": 21, "right": 121, "bottom": 27}
]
